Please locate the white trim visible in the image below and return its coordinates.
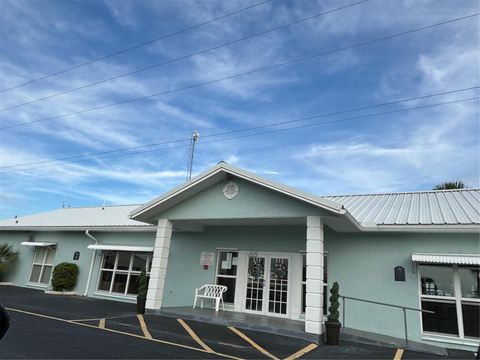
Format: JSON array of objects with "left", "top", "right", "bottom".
[
  {"left": 412, "top": 253, "right": 480, "bottom": 265},
  {"left": 2, "top": 226, "right": 156, "bottom": 232},
  {"left": 88, "top": 244, "right": 154, "bottom": 252},
  {"left": 242, "top": 252, "right": 293, "bottom": 319},
  {"left": 21, "top": 242, "right": 57, "bottom": 247},
  {"left": 418, "top": 264, "right": 480, "bottom": 340},
  {"left": 94, "top": 291, "right": 137, "bottom": 301},
  {"left": 422, "top": 334, "right": 480, "bottom": 348}
]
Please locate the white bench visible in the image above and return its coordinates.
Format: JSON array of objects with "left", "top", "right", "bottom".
[{"left": 193, "top": 284, "right": 227, "bottom": 312}]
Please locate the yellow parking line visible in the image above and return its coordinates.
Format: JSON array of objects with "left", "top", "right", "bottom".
[
  {"left": 136, "top": 314, "right": 152, "bottom": 340},
  {"left": 177, "top": 318, "right": 214, "bottom": 353},
  {"left": 228, "top": 326, "right": 279, "bottom": 360},
  {"left": 284, "top": 343, "right": 318, "bottom": 360},
  {"left": 394, "top": 348, "right": 404, "bottom": 360},
  {"left": 6, "top": 307, "right": 242, "bottom": 360},
  {"left": 99, "top": 318, "right": 105, "bottom": 329}
]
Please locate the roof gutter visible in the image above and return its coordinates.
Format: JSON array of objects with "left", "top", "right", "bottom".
[{"left": 84, "top": 230, "right": 98, "bottom": 297}]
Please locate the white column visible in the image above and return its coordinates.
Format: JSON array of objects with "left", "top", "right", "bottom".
[
  {"left": 146, "top": 219, "right": 172, "bottom": 310},
  {"left": 305, "top": 216, "right": 324, "bottom": 335}
]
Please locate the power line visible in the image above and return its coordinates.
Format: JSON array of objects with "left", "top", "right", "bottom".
[
  {"left": 1, "top": 12, "right": 477, "bottom": 131},
  {"left": 0, "top": 85, "right": 477, "bottom": 170},
  {"left": 1, "top": 96, "right": 477, "bottom": 175},
  {"left": 0, "top": 0, "right": 369, "bottom": 112},
  {"left": 0, "top": 0, "right": 273, "bottom": 93}
]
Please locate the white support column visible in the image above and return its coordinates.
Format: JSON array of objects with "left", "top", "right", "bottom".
[
  {"left": 146, "top": 219, "right": 173, "bottom": 310},
  {"left": 305, "top": 216, "right": 324, "bottom": 336}
]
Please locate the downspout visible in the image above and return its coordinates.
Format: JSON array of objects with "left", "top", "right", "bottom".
[{"left": 84, "top": 230, "right": 98, "bottom": 297}]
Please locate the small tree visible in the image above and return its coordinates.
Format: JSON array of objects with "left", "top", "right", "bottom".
[
  {"left": 327, "top": 281, "right": 340, "bottom": 323},
  {"left": 51, "top": 262, "right": 79, "bottom": 291},
  {"left": 433, "top": 181, "right": 466, "bottom": 190},
  {"left": 137, "top": 269, "right": 148, "bottom": 300},
  {"left": 0, "top": 244, "right": 19, "bottom": 281}
]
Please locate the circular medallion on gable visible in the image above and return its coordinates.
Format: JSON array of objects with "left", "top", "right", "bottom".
[{"left": 223, "top": 181, "right": 239, "bottom": 200}]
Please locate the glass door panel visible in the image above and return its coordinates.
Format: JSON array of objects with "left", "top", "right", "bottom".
[
  {"left": 268, "top": 257, "right": 289, "bottom": 315},
  {"left": 245, "top": 256, "right": 266, "bottom": 312}
]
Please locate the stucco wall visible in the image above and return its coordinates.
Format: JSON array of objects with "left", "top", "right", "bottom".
[
  {"left": 162, "top": 225, "right": 306, "bottom": 307},
  {"left": 324, "top": 228, "right": 479, "bottom": 344},
  {"left": 0, "top": 231, "right": 155, "bottom": 302},
  {"left": 153, "top": 177, "right": 332, "bottom": 220}
]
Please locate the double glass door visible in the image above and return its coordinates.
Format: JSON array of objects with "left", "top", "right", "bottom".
[{"left": 245, "top": 254, "right": 290, "bottom": 316}]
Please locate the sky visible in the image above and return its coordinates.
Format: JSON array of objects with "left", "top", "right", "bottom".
[{"left": 0, "top": 0, "right": 478, "bottom": 219}]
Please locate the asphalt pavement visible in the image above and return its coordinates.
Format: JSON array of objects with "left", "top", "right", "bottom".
[{"left": 0, "top": 286, "right": 475, "bottom": 359}]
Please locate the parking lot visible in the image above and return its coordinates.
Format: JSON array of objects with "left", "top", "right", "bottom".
[{"left": 0, "top": 286, "right": 475, "bottom": 359}]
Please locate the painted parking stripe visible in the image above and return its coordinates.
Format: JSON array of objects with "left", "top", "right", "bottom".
[
  {"left": 228, "top": 326, "right": 279, "bottom": 360},
  {"left": 177, "top": 318, "right": 214, "bottom": 353},
  {"left": 284, "top": 343, "right": 318, "bottom": 360},
  {"left": 6, "top": 308, "right": 242, "bottom": 360},
  {"left": 98, "top": 318, "right": 105, "bottom": 329},
  {"left": 394, "top": 348, "right": 404, "bottom": 360},
  {"left": 136, "top": 314, "right": 153, "bottom": 340}
]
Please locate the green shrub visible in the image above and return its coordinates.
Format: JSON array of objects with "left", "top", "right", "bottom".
[
  {"left": 327, "top": 281, "right": 340, "bottom": 323},
  {"left": 51, "top": 262, "right": 79, "bottom": 291},
  {"left": 137, "top": 269, "right": 148, "bottom": 300},
  {"left": 0, "top": 244, "right": 19, "bottom": 281}
]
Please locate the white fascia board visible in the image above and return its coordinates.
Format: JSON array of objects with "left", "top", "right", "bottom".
[
  {"left": 0, "top": 226, "right": 157, "bottom": 232},
  {"left": 87, "top": 244, "right": 154, "bottom": 252},
  {"left": 359, "top": 224, "right": 480, "bottom": 233},
  {"left": 21, "top": 242, "right": 57, "bottom": 247}
]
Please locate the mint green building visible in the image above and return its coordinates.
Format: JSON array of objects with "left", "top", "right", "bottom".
[{"left": 1, "top": 162, "right": 478, "bottom": 350}]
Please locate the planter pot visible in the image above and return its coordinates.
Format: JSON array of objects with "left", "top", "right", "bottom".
[
  {"left": 137, "top": 297, "right": 146, "bottom": 314},
  {"left": 325, "top": 321, "right": 341, "bottom": 346}
]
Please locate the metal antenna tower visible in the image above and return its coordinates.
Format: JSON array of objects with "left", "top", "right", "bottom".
[{"left": 186, "top": 131, "right": 200, "bottom": 181}]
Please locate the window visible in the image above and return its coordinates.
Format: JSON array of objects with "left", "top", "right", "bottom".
[
  {"left": 419, "top": 264, "right": 479, "bottom": 339},
  {"left": 215, "top": 251, "right": 238, "bottom": 304},
  {"left": 302, "top": 254, "right": 328, "bottom": 315},
  {"left": 29, "top": 247, "right": 56, "bottom": 285},
  {"left": 98, "top": 251, "right": 152, "bottom": 296}
]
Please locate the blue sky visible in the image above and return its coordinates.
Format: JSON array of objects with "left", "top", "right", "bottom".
[{"left": 0, "top": 0, "right": 478, "bottom": 219}]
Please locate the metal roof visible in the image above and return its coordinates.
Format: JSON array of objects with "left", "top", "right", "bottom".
[
  {"left": 0, "top": 205, "right": 154, "bottom": 230},
  {"left": 412, "top": 253, "right": 480, "bottom": 265},
  {"left": 322, "top": 189, "right": 480, "bottom": 226}
]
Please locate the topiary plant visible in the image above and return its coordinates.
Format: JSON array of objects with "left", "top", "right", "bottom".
[
  {"left": 137, "top": 269, "right": 148, "bottom": 300},
  {"left": 0, "top": 244, "right": 19, "bottom": 281},
  {"left": 327, "top": 281, "right": 340, "bottom": 323},
  {"left": 51, "top": 262, "right": 79, "bottom": 291}
]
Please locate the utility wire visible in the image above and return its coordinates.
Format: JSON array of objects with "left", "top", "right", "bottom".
[
  {"left": 1, "top": 96, "right": 477, "bottom": 175},
  {"left": 0, "top": 0, "right": 273, "bottom": 93},
  {"left": 1, "top": 12, "right": 477, "bottom": 131},
  {"left": 0, "top": 85, "right": 477, "bottom": 170},
  {"left": 0, "top": 0, "right": 369, "bottom": 112}
]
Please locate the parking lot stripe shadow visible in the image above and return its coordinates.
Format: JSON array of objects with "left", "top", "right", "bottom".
[
  {"left": 284, "top": 343, "right": 318, "bottom": 360},
  {"left": 6, "top": 307, "right": 243, "bottom": 360},
  {"left": 177, "top": 318, "right": 214, "bottom": 353},
  {"left": 393, "top": 348, "right": 404, "bottom": 360},
  {"left": 137, "top": 314, "right": 153, "bottom": 340},
  {"left": 228, "top": 326, "right": 280, "bottom": 360},
  {"left": 99, "top": 318, "right": 105, "bottom": 329}
]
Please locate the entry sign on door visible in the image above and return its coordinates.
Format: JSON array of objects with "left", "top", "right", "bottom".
[{"left": 200, "top": 252, "right": 214, "bottom": 266}]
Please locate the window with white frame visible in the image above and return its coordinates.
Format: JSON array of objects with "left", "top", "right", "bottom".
[
  {"left": 215, "top": 251, "right": 238, "bottom": 304},
  {"left": 419, "top": 264, "right": 479, "bottom": 339},
  {"left": 29, "top": 246, "right": 56, "bottom": 285},
  {"left": 98, "top": 251, "right": 152, "bottom": 296},
  {"left": 302, "top": 254, "right": 328, "bottom": 315}
]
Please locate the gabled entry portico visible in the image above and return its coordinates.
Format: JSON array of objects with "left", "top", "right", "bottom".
[{"left": 130, "top": 162, "right": 355, "bottom": 337}]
